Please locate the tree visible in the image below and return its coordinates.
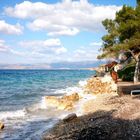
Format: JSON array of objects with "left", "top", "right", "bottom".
[
  {"left": 137, "top": 0, "right": 140, "bottom": 5},
  {"left": 98, "top": 1, "right": 140, "bottom": 82}
]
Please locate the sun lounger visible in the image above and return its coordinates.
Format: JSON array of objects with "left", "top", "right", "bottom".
[{"left": 131, "top": 90, "right": 140, "bottom": 96}]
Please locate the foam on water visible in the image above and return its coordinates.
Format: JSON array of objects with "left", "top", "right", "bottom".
[
  {"left": 0, "top": 78, "right": 92, "bottom": 121},
  {"left": 54, "top": 79, "right": 87, "bottom": 95},
  {"left": 40, "top": 79, "right": 97, "bottom": 118},
  {"left": 41, "top": 79, "right": 87, "bottom": 109},
  {"left": 75, "top": 94, "right": 96, "bottom": 116},
  {"left": 0, "top": 109, "right": 26, "bottom": 120},
  {"left": 54, "top": 86, "right": 82, "bottom": 95},
  {"left": 0, "top": 70, "right": 95, "bottom": 140},
  {"left": 79, "top": 79, "right": 87, "bottom": 87},
  {"left": 40, "top": 96, "right": 48, "bottom": 109}
]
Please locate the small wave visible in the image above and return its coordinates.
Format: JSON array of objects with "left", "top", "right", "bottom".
[
  {"left": 40, "top": 96, "right": 47, "bottom": 109},
  {"left": 0, "top": 109, "right": 26, "bottom": 120},
  {"left": 54, "top": 86, "right": 83, "bottom": 95},
  {"left": 75, "top": 94, "right": 96, "bottom": 116},
  {"left": 40, "top": 80, "right": 88, "bottom": 109},
  {"left": 79, "top": 80, "right": 87, "bottom": 87}
]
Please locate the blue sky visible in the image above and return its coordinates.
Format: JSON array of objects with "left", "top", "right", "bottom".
[{"left": 0, "top": 0, "right": 136, "bottom": 64}]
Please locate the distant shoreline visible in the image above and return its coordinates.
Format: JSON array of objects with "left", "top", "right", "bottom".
[{"left": 0, "top": 68, "right": 96, "bottom": 70}]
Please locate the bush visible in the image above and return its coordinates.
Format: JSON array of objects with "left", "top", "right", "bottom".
[{"left": 118, "top": 66, "right": 135, "bottom": 81}]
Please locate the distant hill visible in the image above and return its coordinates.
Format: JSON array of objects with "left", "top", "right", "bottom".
[
  {"left": 51, "top": 61, "right": 104, "bottom": 69},
  {"left": 0, "top": 61, "right": 105, "bottom": 69}
]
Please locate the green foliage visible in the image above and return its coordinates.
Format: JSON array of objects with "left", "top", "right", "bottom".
[
  {"left": 116, "top": 5, "right": 136, "bottom": 42},
  {"left": 137, "top": 0, "right": 140, "bottom": 5},
  {"left": 98, "top": 2, "right": 140, "bottom": 60},
  {"left": 118, "top": 65, "right": 135, "bottom": 81}
]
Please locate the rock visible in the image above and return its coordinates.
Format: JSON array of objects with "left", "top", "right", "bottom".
[
  {"left": 0, "top": 122, "right": 4, "bottom": 130},
  {"left": 84, "top": 75, "right": 117, "bottom": 94},
  {"left": 43, "top": 95, "right": 140, "bottom": 140},
  {"left": 45, "top": 96, "right": 60, "bottom": 107},
  {"left": 62, "top": 93, "right": 79, "bottom": 102},
  {"left": 63, "top": 113, "right": 77, "bottom": 122},
  {"left": 57, "top": 100, "right": 73, "bottom": 110},
  {"left": 45, "top": 95, "right": 75, "bottom": 110}
]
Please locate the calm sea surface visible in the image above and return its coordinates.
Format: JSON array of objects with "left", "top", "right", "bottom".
[{"left": 0, "top": 70, "right": 95, "bottom": 140}]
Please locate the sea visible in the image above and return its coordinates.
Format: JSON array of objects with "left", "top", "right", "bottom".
[{"left": 0, "top": 70, "right": 95, "bottom": 140}]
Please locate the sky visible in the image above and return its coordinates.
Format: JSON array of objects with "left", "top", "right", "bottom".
[{"left": 0, "top": 0, "right": 136, "bottom": 64}]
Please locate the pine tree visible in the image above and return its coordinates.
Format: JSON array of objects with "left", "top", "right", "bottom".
[
  {"left": 137, "top": 0, "right": 140, "bottom": 5},
  {"left": 98, "top": 1, "right": 140, "bottom": 82}
]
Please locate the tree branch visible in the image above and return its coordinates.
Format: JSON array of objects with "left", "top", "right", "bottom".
[{"left": 128, "top": 50, "right": 137, "bottom": 62}]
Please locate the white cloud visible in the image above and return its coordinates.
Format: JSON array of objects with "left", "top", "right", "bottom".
[
  {"left": 48, "top": 27, "right": 79, "bottom": 36},
  {"left": 70, "top": 40, "right": 104, "bottom": 61},
  {"left": 27, "top": 19, "right": 79, "bottom": 36},
  {"left": 19, "top": 38, "right": 67, "bottom": 55},
  {"left": 0, "top": 39, "right": 99, "bottom": 63},
  {"left": 0, "top": 40, "right": 24, "bottom": 55},
  {"left": 90, "top": 41, "right": 102, "bottom": 46},
  {"left": 19, "top": 38, "right": 61, "bottom": 48},
  {"left": 5, "top": 0, "right": 121, "bottom": 36},
  {"left": 9, "top": 49, "right": 27, "bottom": 56},
  {"left": 0, "top": 20, "right": 23, "bottom": 35},
  {"left": 0, "top": 39, "right": 9, "bottom": 52},
  {"left": 0, "top": 38, "right": 67, "bottom": 63},
  {"left": 73, "top": 48, "right": 98, "bottom": 61},
  {"left": 4, "top": 1, "right": 50, "bottom": 19},
  {"left": 53, "top": 46, "right": 67, "bottom": 54},
  {"left": 13, "top": 39, "right": 101, "bottom": 62}
]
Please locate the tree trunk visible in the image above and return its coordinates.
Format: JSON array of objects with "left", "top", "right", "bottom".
[
  {"left": 134, "top": 55, "right": 140, "bottom": 83},
  {"left": 129, "top": 50, "right": 140, "bottom": 83}
]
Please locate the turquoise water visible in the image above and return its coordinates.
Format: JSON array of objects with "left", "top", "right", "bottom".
[{"left": 0, "top": 70, "right": 95, "bottom": 139}]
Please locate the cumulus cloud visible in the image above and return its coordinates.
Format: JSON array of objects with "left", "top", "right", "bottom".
[
  {"left": 0, "top": 39, "right": 26, "bottom": 57},
  {"left": 0, "top": 37, "right": 68, "bottom": 64},
  {"left": 0, "top": 20, "right": 23, "bottom": 35},
  {"left": 19, "top": 38, "right": 67, "bottom": 54},
  {"left": 0, "top": 39, "right": 99, "bottom": 63},
  {"left": 0, "top": 38, "right": 67, "bottom": 61},
  {"left": 73, "top": 48, "right": 98, "bottom": 61},
  {"left": 47, "top": 27, "right": 79, "bottom": 36},
  {"left": 15, "top": 39, "right": 101, "bottom": 62},
  {"left": 19, "top": 38, "right": 61, "bottom": 47},
  {"left": 0, "top": 39, "right": 9, "bottom": 52},
  {"left": 27, "top": 19, "right": 79, "bottom": 36},
  {"left": 5, "top": 0, "right": 121, "bottom": 36}
]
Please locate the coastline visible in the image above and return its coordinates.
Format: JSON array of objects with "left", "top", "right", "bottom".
[
  {"left": 0, "top": 70, "right": 139, "bottom": 139},
  {"left": 0, "top": 70, "right": 95, "bottom": 139},
  {"left": 42, "top": 74, "right": 140, "bottom": 140},
  {"left": 0, "top": 0, "right": 139, "bottom": 139}
]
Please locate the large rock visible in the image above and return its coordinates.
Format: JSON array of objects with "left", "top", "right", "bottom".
[
  {"left": 84, "top": 76, "right": 117, "bottom": 94},
  {"left": 62, "top": 92, "right": 79, "bottom": 102},
  {"left": 0, "top": 122, "right": 4, "bottom": 130},
  {"left": 63, "top": 113, "right": 77, "bottom": 122},
  {"left": 58, "top": 100, "right": 73, "bottom": 110},
  {"left": 45, "top": 96, "right": 60, "bottom": 107},
  {"left": 45, "top": 93, "right": 79, "bottom": 110}
]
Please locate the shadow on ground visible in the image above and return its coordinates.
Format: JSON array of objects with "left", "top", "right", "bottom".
[{"left": 43, "top": 109, "right": 140, "bottom": 140}]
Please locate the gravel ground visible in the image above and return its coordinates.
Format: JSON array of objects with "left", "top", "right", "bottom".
[{"left": 42, "top": 95, "right": 140, "bottom": 140}]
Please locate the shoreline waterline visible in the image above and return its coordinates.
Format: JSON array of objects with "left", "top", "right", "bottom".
[{"left": 0, "top": 70, "right": 95, "bottom": 140}]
